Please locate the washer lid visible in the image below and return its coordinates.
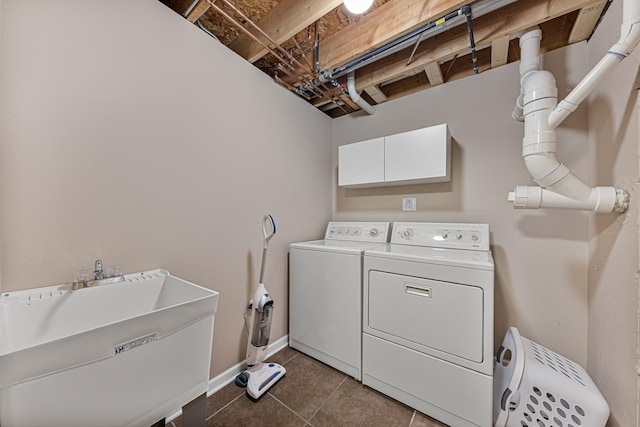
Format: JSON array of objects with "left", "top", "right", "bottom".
[
  {"left": 365, "top": 244, "right": 494, "bottom": 270},
  {"left": 291, "top": 239, "right": 388, "bottom": 254}
]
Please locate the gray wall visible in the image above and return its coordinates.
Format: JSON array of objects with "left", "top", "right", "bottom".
[
  {"left": 0, "top": 0, "right": 333, "bottom": 377},
  {"left": 332, "top": 43, "right": 593, "bottom": 365},
  {"left": 2, "top": 0, "right": 638, "bottom": 423},
  {"left": 586, "top": 1, "right": 640, "bottom": 425}
]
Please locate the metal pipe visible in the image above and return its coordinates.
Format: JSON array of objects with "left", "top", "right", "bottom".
[
  {"left": 291, "top": 29, "right": 344, "bottom": 106},
  {"left": 205, "top": 0, "right": 337, "bottom": 103},
  {"left": 215, "top": 0, "right": 313, "bottom": 79},
  {"left": 196, "top": 19, "right": 220, "bottom": 42},
  {"left": 406, "top": 9, "right": 462, "bottom": 66},
  {"left": 183, "top": 0, "right": 203, "bottom": 18},
  {"left": 315, "top": 34, "right": 347, "bottom": 93},
  {"left": 463, "top": 6, "right": 479, "bottom": 75},
  {"left": 328, "top": 0, "right": 519, "bottom": 79},
  {"left": 274, "top": 75, "right": 311, "bottom": 100},
  {"left": 314, "top": 33, "right": 355, "bottom": 114}
]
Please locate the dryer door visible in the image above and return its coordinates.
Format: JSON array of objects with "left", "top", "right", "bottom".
[{"left": 367, "top": 271, "right": 484, "bottom": 363}]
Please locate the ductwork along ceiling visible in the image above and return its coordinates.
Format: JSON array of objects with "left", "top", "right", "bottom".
[{"left": 160, "top": 0, "right": 612, "bottom": 118}]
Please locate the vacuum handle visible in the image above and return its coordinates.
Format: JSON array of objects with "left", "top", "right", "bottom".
[
  {"left": 262, "top": 214, "right": 276, "bottom": 248},
  {"left": 259, "top": 214, "right": 275, "bottom": 284}
]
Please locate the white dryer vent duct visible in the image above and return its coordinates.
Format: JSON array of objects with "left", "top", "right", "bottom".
[
  {"left": 508, "top": 0, "right": 639, "bottom": 213},
  {"left": 347, "top": 72, "right": 376, "bottom": 115}
]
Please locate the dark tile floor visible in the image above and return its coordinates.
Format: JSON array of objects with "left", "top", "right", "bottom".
[{"left": 169, "top": 347, "right": 448, "bottom": 427}]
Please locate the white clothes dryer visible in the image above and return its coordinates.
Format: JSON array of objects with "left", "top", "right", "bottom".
[
  {"left": 289, "top": 222, "right": 390, "bottom": 380},
  {"left": 363, "top": 222, "right": 494, "bottom": 427}
]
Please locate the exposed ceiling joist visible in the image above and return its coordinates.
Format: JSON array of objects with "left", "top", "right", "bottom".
[
  {"left": 569, "top": 0, "right": 608, "bottom": 43},
  {"left": 228, "top": 0, "right": 343, "bottom": 63},
  {"left": 353, "top": 0, "right": 605, "bottom": 91},
  {"left": 424, "top": 62, "right": 445, "bottom": 86},
  {"left": 364, "top": 85, "right": 388, "bottom": 103},
  {"left": 186, "top": 0, "right": 209, "bottom": 22},
  {"left": 317, "top": 0, "right": 475, "bottom": 72},
  {"left": 161, "top": 0, "right": 614, "bottom": 117}
]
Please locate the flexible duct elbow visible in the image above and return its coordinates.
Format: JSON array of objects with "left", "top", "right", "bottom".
[{"left": 347, "top": 72, "right": 376, "bottom": 115}]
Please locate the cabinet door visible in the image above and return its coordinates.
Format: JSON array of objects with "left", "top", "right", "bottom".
[
  {"left": 384, "top": 124, "right": 450, "bottom": 183},
  {"left": 338, "top": 137, "right": 385, "bottom": 187}
]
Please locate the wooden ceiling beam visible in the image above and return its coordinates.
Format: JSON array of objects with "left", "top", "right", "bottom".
[
  {"left": 568, "top": 0, "right": 608, "bottom": 43},
  {"left": 186, "top": 0, "right": 210, "bottom": 23},
  {"left": 353, "top": 0, "right": 605, "bottom": 91},
  {"left": 384, "top": 48, "right": 492, "bottom": 100},
  {"left": 424, "top": 62, "right": 444, "bottom": 86},
  {"left": 364, "top": 85, "right": 388, "bottom": 104},
  {"left": 228, "top": 0, "right": 343, "bottom": 63},
  {"left": 318, "top": 0, "right": 475, "bottom": 71},
  {"left": 340, "top": 94, "right": 360, "bottom": 111}
]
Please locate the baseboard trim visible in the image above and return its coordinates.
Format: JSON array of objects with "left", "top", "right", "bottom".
[
  {"left": 207, "top": 334, "right": 289, "bottom": 395},
  {"left": 166, "top": 335, "right": 289, "bottom": 422}
]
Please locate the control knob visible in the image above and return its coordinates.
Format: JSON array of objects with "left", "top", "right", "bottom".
[
  {"left": 401, "top": 229, "right": 414, "bottom": 239},
  {"left": 456, "top": 234, "right": 463, "bottom": 240},
  {"left": 441, "top": 233, "right": 448, "bottom": 239},
  {"left": 471, "top": 234, "right": 479, "bottom": 241},
  {"left": 369, "top": 228, "right": 379, "bottom": 237}
]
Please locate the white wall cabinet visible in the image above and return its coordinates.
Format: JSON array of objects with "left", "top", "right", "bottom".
[
  {"left": 338, "top": 137, "right": 385, "bottom": 187},
  {"left": 338, "top": 124, "right": 450, "bottom": 188}
]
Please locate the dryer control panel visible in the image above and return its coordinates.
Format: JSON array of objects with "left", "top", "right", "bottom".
[
  {"left": 325, "top": 222, "right": 390, "bottom": 243},
  {"left": 391, "top": 222, "right": 489, "bottom": 251}
]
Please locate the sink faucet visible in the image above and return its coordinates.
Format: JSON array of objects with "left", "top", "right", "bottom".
[{"left": 71, "top": 259, "right": 124, "bottom": 290}]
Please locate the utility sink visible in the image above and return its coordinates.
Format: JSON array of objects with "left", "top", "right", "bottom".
[{"left": 0, "top": 269, "right": 219, "bottom": 427}]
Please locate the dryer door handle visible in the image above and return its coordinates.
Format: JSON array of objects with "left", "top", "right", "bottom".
[{"left": 405, "top": 284, "right": 432, "bottom": 298}]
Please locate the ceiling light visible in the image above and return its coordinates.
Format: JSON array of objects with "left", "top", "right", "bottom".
[{"left": 343, "top": 0, "right": 374, "bottom": 14}]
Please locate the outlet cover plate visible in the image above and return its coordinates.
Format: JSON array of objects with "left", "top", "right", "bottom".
[{"left": 402, "top": 198, "right": 416, "bottom": 211}]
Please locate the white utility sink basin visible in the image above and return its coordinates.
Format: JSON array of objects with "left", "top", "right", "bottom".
[{"left": 0, "top": 269, "right": 219, "bottom": 427}]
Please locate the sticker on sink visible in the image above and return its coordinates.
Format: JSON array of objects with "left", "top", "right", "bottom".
[{"left": 114, "top": 333, "right": 157, "bottom": 356}]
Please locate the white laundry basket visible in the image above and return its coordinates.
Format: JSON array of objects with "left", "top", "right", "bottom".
[{"left": 493, "top": 327, "right": 609, "bottom": 427}]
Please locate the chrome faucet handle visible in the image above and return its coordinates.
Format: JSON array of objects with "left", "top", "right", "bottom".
[
  {"left": 105, "top": 265, "right": 122, "bottom": 278},
  {"left": 71, "top": 260, "right": 123, "bottom": 290},
  {"left": 72, "top": 269, "right": 90, "bottom": 290},
  {"left": 94, "top": 259, "right": 104, "bottom": 280}
]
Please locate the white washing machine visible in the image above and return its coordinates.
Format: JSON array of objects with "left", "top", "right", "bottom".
[
  {"left": 362, "top": 222, "right": 494, "bottom": 427},
  {"left": 289, "top": 222, "right": 390, "bottom": 380}
]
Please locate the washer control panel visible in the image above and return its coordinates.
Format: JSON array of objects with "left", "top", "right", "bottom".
[
  {"left": 325, "top": 222, "right": 390, "bottom": 243},
  {"left": 391, "top": 222, "right": 490, "bottom": 251}
]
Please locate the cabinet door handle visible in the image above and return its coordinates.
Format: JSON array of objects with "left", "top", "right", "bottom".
[{"left": 405, "top": 284, "right": 431, "bottom": 298}]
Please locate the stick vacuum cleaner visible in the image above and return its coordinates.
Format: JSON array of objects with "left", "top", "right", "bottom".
[{"left": 234, "top": 214, "right": 286, "bottom": 400}]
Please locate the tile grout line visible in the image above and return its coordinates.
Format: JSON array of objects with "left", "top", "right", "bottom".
[
  {"left": 409, "top": 410, "right": 416, "bottom": 427},
  {"left": 305, "top": 374, "right": 349, "bottom": 423},
  {"left": 267, "top": 392, "right": 314, "bottom": 426},
  {"left": 204, "top": 352, "right": 299, "bottom": 423},
  {"left": 281, "top": 351, "right": 300, "bottom": 365},
  {"left": 206, "top": 391, "right": 246, "bottom": 421}
]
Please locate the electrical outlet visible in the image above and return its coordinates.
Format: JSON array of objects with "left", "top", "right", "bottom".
[{"left": 402, "top": 198, "right": 416, "bottom": 211}]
